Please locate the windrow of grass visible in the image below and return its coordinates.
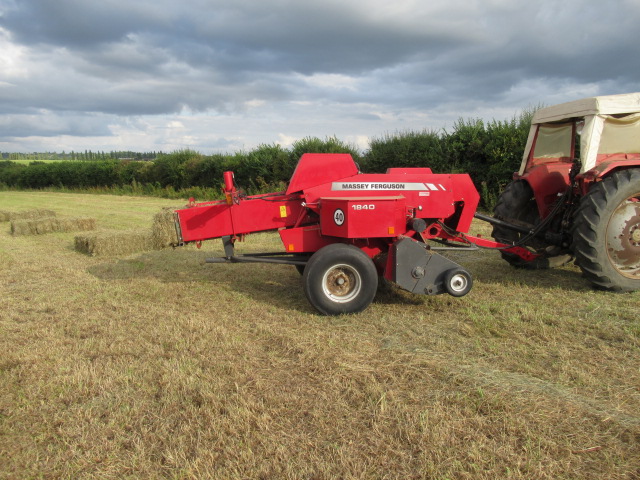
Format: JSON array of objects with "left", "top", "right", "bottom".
[{"left": 0, "top": 191, "right": 638, "bottom": 479}]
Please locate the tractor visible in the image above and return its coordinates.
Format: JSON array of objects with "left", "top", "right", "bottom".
[{"left": 489, "top": 92, "right": 640, "bottom": 292}]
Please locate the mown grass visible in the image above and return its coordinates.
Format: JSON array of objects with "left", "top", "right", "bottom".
[{"left": 0, "top": 191, "right": 638, "bottom": 479}]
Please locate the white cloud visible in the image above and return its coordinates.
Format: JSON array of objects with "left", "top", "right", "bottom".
[{"left": 0, "top": 28, "right": 28, "bottom": 79}]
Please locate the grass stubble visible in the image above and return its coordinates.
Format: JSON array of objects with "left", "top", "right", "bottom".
[{"left": 0, "top": 191, "right": 638, "bottom": 479}]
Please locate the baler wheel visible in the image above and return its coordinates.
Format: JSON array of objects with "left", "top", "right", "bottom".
[
  {"left": 492, "top": 180, "right": 571, "bottom": 269},
  {"left": 444, "top": 268, "right": 473, "bottom": 297},
  {"left": 303, "top": 243, "right": 378, "bottom": 315},
  {"left": 572, "top": 168, "right": 640, "bottom": 292}
]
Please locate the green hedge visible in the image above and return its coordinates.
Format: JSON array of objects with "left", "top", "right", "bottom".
[{"left": 0, "top": 111, "right": 534, "bottom": 209}]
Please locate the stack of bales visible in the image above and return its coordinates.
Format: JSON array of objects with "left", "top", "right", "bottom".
[
  {"left": 74, "top": 207, "right": 181, "bottom": 256},
  {"left": 0, "top": 209, "right": 57, "bottom": 222},
  {"left": 11, "top": 217, "right": 96, "bottom": 235},
  {"left": 2, "top": 209, "right": 96, "bottom": 235},
  {"left": 74, "top": 231, "right": 155, "bottom": 256}
]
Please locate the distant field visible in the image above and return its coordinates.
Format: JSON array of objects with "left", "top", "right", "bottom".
[
  {"left": 0, "top": 191, "right": 638, "bottom": 479},
  {"left": 5, "top": 158, "right": 70, "bottom": 165}
]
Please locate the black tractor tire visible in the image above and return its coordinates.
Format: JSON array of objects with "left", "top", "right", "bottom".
[
  {"left": 303, "top": 243, "right": 378, "bottom": 315},
  {"left": 571, "top": 169, "right": 640, "bottom": 292},
  {"left": 492, "top": 180, "right": 572, "bottom": 269}
]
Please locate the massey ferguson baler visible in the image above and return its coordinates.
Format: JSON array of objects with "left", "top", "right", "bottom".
[{"left": 171, "top": 153, "right": 536, "bottom": 315}]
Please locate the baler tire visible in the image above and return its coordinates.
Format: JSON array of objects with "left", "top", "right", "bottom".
[
  {"left": 492, "top": 180, "right": 572, "bottom": 269},
  {"left": 303, "top": 243, "right": 378, "bottom": 315},
  {"left": 444, "top": 268, "right": 473, "bottom": 297},
  {"left": 571, "top": 169, "right": 640, "bottom": 292}
]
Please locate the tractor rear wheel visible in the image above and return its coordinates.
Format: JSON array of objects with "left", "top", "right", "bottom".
[
  {"left": 492, "top": 180, "right": 572, "bottom": 269},
  {"left": 303, "top": 243, "right": 378, "bottom": 315},
  {"left": 572, "top": 169, "right": 640, "bottom": 292}
]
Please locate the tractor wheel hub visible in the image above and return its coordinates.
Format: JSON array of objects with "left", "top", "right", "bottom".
[{"left": 632, "top": 225, "right": 640, "bottom": 245}]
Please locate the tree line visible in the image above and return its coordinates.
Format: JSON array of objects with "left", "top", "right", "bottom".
[
  {"left": 1, "top": 151, "right": 161, "bottom": 161},
  {"left": 0, "top": 110, "right": 533, "bottom": 209}
]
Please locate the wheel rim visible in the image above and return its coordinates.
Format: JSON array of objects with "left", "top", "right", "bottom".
[
  {"left": 606, "top": 193, "right": 640, "bottom": 279},
  {"left": 448, "top": 273, "right": 469, "bottom": 293},
  {"left": 321, "top": 264, "right": 362, "bottom": 303}
]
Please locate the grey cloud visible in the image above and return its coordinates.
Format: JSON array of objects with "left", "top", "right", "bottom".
[
  {"left": 1, "top": 0, "right": 169, "bottom": 47},
  {"left": 1, "top": 0, "right": 639, "bottom": 150},
  {"left": 0, "top": 112, "right": 112, "bottom": 139}
]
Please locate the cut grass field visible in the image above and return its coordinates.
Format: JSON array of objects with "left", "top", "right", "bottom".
[
  {"left": 4, "top": 159, "right": 69, "bottom": 165},
  {"left": 1, "top": 191, "right": 638, "bottom": 479}
]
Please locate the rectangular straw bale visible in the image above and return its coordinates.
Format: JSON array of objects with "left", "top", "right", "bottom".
[
  {"left": 10, "top": 217, "right": 97, "bottom": 235},
  {"left": 74, "top": 230, "right": 154, "bottom": 256},
  {"left": 56, "top": 217, "right": 97, "bottom": 232},
  {"left": 151, "top": 207, "right": 181, "bottom": 249},
  {"left": 10, "top": 219, "right": 39, "bottom": 235},
  {"left": 1, "top": 209, "right": 57, "bottom": 222}
]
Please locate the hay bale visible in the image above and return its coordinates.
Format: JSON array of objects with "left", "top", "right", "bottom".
[
  {"left": 10, "top": 219, "right": 39, "bottom": 235},
  {"left": 74, "top": 230, "right": 154, "bottom": 256},
  {"left": 35, "top": 217, "right": 57, "bottom": 234},
  {"left": 10, "top": 217, "right": 57, "bottom": 235},
  {"left": 10, "top": 217, "right": 97, "bottom": 236},
  {"left": 56, "top": 217, "right": 96, "bottom": 232},
  {"left": 151, "top": 207, "right": 180, "bottom": 249},
  {"left": 1, "top": 209, "right": 57, "bottom": 222}
]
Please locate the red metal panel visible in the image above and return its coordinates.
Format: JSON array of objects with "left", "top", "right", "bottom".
[
  {"left": 386, "top": 167, "right": 433, "bottom": 175},
  {"left": 285, "top": 153, "right": 359, "bottom": 194},
  {"left": 177, "top": 202, "right": 234, "bottom": 242},
  {"left": 278, "top": 225, "right": 335, "bottom": 253},
  {"left": 319, "top": 197, "right": 407, "bottom": 238},
  {"left": 304, "top": 172, "right": 463, "bottom": 222},
  {"left": 521, "top": 163, "right": 571, "bottom": 218},
  {"left": 448, "top": 174, "right": 480, "bottom": 233},
  {"left": 176, "top": 195, "right": 308, "bottom": 242},
  {"left": 229, "top": 198, "right": 307, "bottom": 234}
]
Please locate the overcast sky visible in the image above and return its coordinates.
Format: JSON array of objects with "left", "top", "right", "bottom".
[{"left": 1, "top": 0, "right": 639, "bottom": 154}]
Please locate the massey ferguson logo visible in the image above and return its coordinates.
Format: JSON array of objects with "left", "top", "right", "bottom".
[{"left": 331, "top": 182, "right": 446, "bottom": 191}]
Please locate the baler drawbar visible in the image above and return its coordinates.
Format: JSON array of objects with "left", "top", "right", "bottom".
[{"left": 171, "top": 153, "right": 537, "bottom": 315}]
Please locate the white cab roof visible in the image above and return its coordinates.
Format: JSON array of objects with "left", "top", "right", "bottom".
[{"left": 533, "top": 92, "right": 640, "bottom": 124}]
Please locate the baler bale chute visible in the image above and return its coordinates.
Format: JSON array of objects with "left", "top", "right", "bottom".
[{"left": 168, "top": 153, "right": 536, "bottom": 315}]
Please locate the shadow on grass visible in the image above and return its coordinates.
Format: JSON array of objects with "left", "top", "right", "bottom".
[
  {"left": 87, "top": 249, "right": 429, "bottom": 313},
  {"left": 87, "top": 249, "right": 317, "bottom": 313},
  {"left": 87, "top": 247, "right": 593, "bottom": 316},
  {"left": 443, "top": 249, "right": 591, "bottom": 292}
]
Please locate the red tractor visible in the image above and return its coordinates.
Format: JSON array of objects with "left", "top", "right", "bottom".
[{"left": 489, "top": 92, "right": 640, "bottom": 292}]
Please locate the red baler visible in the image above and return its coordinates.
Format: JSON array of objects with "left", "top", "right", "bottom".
[{"left": 172, "top": 153, "right": 535, "bottom": 314}]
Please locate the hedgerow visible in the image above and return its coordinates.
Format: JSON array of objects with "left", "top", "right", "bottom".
[{"left": 0, "top": 110, "right": 534, "bottom": 208}]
